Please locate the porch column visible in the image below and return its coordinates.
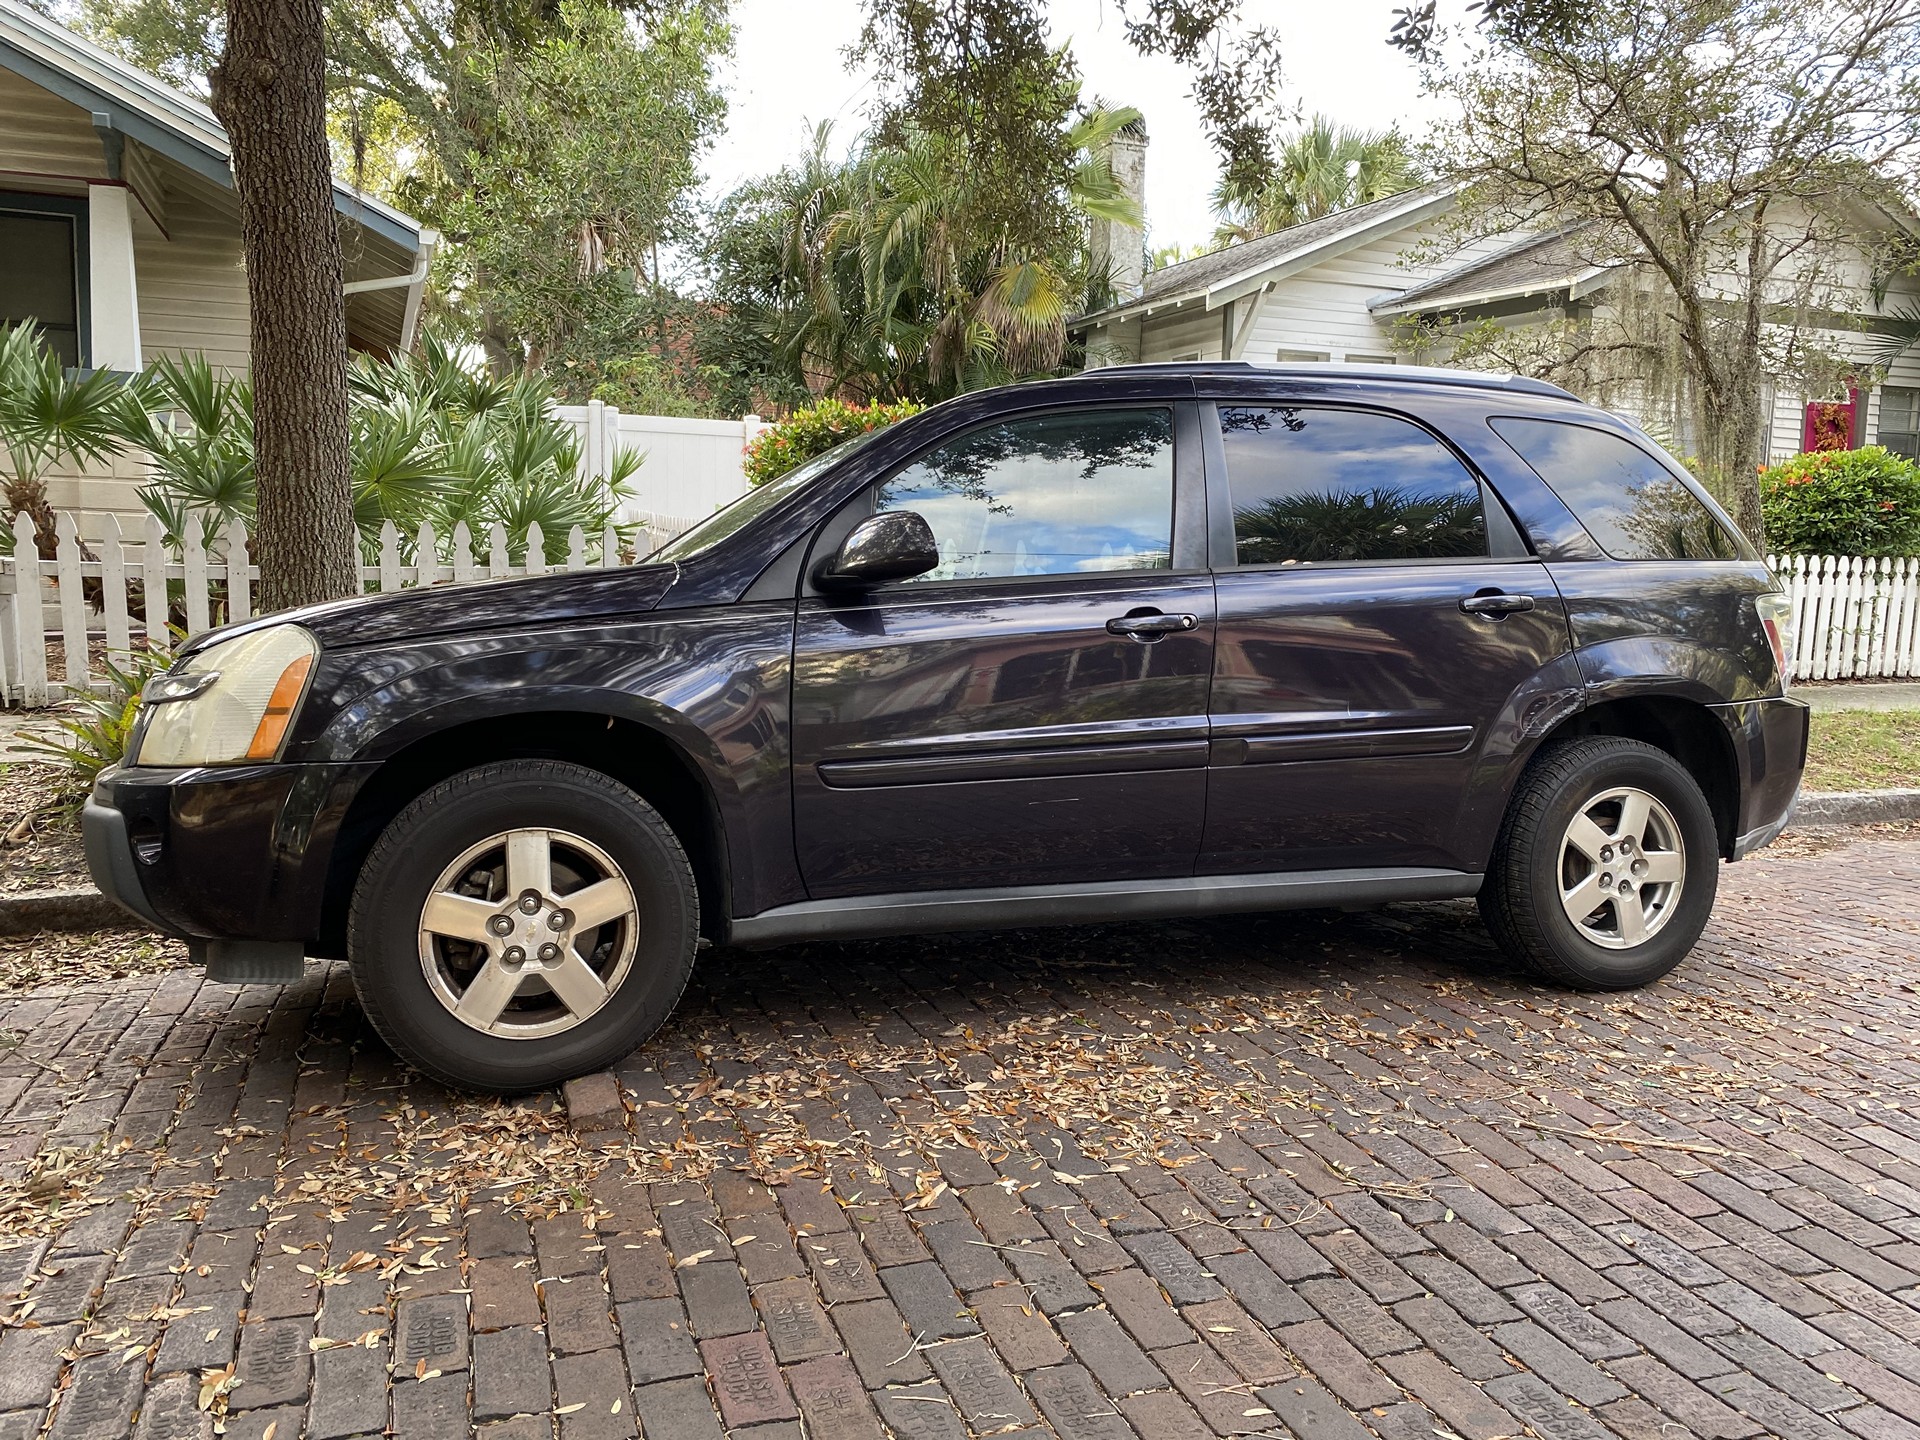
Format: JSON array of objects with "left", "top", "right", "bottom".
[{"left": 87, "top": 183, "right": 142, "bottom": 371}]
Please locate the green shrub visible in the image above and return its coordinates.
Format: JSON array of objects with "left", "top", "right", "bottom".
[
  {"left": 743, "top": 398, "right": 923, "bottom": 486},
  {"left": 1759, "top": 446, "right": 1920, "bottom": 556}
]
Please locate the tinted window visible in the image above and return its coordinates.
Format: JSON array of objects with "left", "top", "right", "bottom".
[
  {"left": 876, "top": 408, "right": 1173, "bottom": 582},
  {"left": 1491, "top": 417, "right": 1737, "bottom": 560},
  {"left": 1217, "top": 405, "right": 1488, "bottom": 564}
]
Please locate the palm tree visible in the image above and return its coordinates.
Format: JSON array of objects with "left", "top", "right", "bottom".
[
  {"left": 774, "top": 107, "right": 1144, "bottom": 402},
  {"left": 1866, "top": 301, "right": 1920, "bottom": 371},
  {"left": 1213, "top": 116, "right": 1421, "bottom": 247}
]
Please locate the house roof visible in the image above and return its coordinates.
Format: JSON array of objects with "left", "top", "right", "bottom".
[
  {"left": 1076, "top": 183, "right": 1459, "bottom": 329},
  {"left": 0, "top": 0, "right": 422, "bottom": 255},
  {"left": 1370, "top": 224, "right": 1610, "bottom": 317}
]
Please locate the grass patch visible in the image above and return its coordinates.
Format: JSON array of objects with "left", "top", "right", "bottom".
[{"left": 1804, "top": 708, "right": 1920, "bottom": 791}]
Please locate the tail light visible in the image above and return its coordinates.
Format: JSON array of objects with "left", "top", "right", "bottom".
[{"left": 1756, "top": 592, "right": 1792, "bottom": 688}]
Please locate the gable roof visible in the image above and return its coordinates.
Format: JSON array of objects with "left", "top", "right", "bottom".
[
  {"left": 0, "top": 0, "right": 420, "bottom": 253},
  {"left": 1076, "top": 183, "right": 1459, "bottom": 329},
  {"left": 1370, "top": 224, "right": 1611, "bottom": 317}
]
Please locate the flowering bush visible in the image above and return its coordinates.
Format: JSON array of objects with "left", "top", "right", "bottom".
[
  {"left": 1759, "top": 446, "right": 1920, "bottom": 556},
  {"left": 743, "top": 398, "right": 923, "bottom": 486}
]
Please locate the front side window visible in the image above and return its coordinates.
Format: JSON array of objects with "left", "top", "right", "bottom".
[
  {"left": 1879, "top": 386, "right": 1920, "bottom": 461},
  {"left": 1217, "top": 404, "right": 1488, "bottom": 564},
  {"left": 0, "top": 199, "right": 83, "bottom": 368},
  {"left": 1491, "top": 417, "right": 1738, "bottom": 560},
  {"left": 875, "top": 408, "right": 1174, "bottom": 582}
]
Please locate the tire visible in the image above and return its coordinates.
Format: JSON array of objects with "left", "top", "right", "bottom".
[
  {"left": 348, "top": 760, "right": 698, "bottom": 1092},
  {"left": 1479, "top": 736, "right": 1718, "bottom": 990}
]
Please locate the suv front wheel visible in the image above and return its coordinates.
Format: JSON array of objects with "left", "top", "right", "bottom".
[
  {"left": 1481, "top": 736, "right": 1719, "bottom": 989},
  {"left": 348, "top": 760, "right": 698, "bottom": 1092}
]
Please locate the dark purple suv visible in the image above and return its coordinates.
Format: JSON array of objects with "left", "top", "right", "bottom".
[{"left": 85, "top": 363, "right": 1807, "bottom": 1091}]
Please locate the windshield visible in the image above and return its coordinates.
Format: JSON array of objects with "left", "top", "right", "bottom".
[{"left": 646, "top": 427, "right": 892, "bottom": 563}]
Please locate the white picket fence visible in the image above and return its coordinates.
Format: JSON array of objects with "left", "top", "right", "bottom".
[
  {"left": 1771, "top": 553, "right": 1920, "bottom": 682},
  {"left": 3, "top": 526, "right": 1916, "bottom": 707},
  {"left": 0, "top": 507, "right": 701, "bottom": 708}
]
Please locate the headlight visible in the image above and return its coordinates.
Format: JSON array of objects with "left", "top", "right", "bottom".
[{"left": 134, "top": 625, "right": 318, "bottom": 766}]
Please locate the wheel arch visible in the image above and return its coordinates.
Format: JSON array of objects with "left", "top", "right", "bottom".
[
  {"left": 1534, "top": 691, "right": 1741, "bottom": 858},
  {"left": 314, "top": 711, "right": 730, "bottom": 958}
]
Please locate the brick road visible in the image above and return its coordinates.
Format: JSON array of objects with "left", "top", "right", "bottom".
[{"left": 4, "top": 834, "right": 1920, "bottom": 1440}]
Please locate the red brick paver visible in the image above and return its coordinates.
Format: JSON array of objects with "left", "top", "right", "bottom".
[{"left": 3, "top": 835, "right": 1920, "bottom": 1438}]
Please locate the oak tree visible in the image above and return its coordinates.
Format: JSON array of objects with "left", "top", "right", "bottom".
[
  {"left": 1420, "top": 0, "right": 1920, "bottom": 539},
  {"left": 210, "top": 0, "right": 359, "bottom": 609}
]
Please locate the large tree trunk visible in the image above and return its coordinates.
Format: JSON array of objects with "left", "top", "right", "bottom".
[
  {"left": 1693, "top": 368, "right": 1768, "bottom": 549},
  {"left": 211, "top": 0, "right": 359, "bottom": 612}
]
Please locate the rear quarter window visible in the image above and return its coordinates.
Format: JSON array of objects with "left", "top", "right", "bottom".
[{"left": 1490, "top": 417, "right": 1739, "bottom": 560}]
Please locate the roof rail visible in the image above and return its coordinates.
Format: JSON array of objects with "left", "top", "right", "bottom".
[{"left": 1087, "top": 360, "right": 1579, "bottom": 402}]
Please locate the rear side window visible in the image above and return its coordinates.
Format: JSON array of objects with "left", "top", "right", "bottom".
[
  {"left": 1217, "top": 405, "right": 1488, "bottom": 564},
  {"left": 1490, "top": 417, "right": 1737, "bottom": 560}
]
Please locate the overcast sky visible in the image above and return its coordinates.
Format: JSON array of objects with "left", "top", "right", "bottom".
[{"left": 699, "top": 0, "right": 1451, "bottom": 256}]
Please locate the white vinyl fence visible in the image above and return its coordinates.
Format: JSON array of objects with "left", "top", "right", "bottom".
[
  {"left": 557, "top": 401, "right": 762, "bottom": 526},
  {"left": 4, "top": 525, "right": 1916, "bottom": 708},
  {"left": 0, "top": 508, "right": 701, "bottom": 708}
]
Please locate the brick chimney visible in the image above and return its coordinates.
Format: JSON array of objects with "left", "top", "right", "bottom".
[{"left": 1090, "top": 115, "right": 1148, "bottom": 303}]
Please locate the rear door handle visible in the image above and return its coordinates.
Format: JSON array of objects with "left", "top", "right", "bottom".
[
  {"left": 1107, "top": 611, "right": 1199, "bottom": 639},
  {"left": 1459, "top": 592, "right": 1536, "bottom": 617}
]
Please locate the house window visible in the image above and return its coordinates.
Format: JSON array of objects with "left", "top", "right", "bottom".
[
  {"left": 0, "top": 193, "right": 87, "bottom": 368},
  {"left": 1346, "top": 353, "right": 1397, "bottom": 365},
  {"left": 1879, "top": 386, "right": 1920, "bottom": 461},
  {"left": 1277, "top": 349, "right": 1330, "bottom": 363}
]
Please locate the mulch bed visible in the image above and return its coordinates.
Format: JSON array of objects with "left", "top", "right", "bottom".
[
  {"left": 0, "top": 759, "right": 89, "bottom": 896},
  {"left": 0, "top": 755, "right": 192, "bottom": 992}
]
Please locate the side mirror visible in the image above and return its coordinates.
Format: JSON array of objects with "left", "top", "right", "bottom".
[{"left": 815, "top": 510, "right": 941, "bottom": 588}]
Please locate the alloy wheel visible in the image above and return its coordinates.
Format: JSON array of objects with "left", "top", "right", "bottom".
[
  {"left": 417, "top": 828, "right": 639, "bottom": 1038},
  {"left": 1557, "top": 785, "right": 1686, "bottom": 949}
]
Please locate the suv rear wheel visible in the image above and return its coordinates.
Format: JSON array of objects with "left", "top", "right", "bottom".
[
  {"left": 1480, "top": 736, "right": 1718, "bottom": 989},
  {"left": 348, "top": 760, "right": 698, "bottom": 1092}
]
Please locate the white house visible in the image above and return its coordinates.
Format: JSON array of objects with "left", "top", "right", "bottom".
[
  {"left": 0, "top": 0, "right": 433, "bottom": 514},
  {"left": 1076, "top": 166, "right": 1920, "bottom": 467}
]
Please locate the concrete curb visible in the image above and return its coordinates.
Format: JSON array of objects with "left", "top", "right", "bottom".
[
  {"left": 0, "top": 886, "right": 140, "bottom": 935},
  {"left": 1790, "top": 788, "right": 1920, "bottom": 827}
]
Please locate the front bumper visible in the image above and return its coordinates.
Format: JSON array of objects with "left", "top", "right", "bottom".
[
  {"left": 83, "top": 798, "right": 181, "bottom": 934},
  {"left": 84, "top": 760, "right": 377, "bottom": 943},
  {"left": 1712, "top": 693, "right": 1810, "bottom": 860}
]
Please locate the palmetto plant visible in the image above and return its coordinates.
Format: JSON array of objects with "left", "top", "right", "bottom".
[
  {"left": 117, "top": 354, "right": 256, "bottom": 548},
  {"left": 131, "top": 335, "right": 635, "bottom": 566},
  {"left": 0, "top": 321, "right": 146, "bottom": 557},
  {"left": 349, "top": 341, "right": 638, "bottom": 564}
]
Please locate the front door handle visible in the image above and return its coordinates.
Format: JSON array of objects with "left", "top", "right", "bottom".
[
  {"left": 1459, "top": 592, "right": 1537, "bottom": 618},
  {"left": 1107, "top": 611, "right": 1199, "bottom": 640}
]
